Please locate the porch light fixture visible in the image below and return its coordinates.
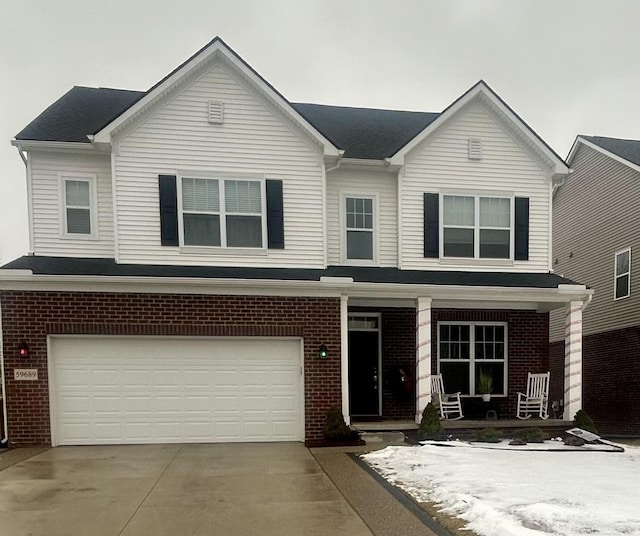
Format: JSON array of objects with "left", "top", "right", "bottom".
[
  {"left": 318, "top": 344, "right": 328, "bottom": 359},
  {"left": 18, "top": 341, "right": 29, "bottom": 358}
]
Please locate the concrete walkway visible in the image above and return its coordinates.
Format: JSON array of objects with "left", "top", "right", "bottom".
[{"left": 0, "top": 442, "right": 441, "bottom": 536}]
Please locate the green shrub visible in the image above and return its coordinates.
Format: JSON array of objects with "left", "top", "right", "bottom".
[
  {"left": 323, "top": 406, "right": 359, "bottom": 441},
  {"left": 474, "top": 427, "right": 502, "bottom": 443},
  {"left": 573, "top": 410, "right": 598, "bottom": 434},
  {"left": 515, "top": 427, "right": 548, "bottom": 444},
  {"left": 418, "top": 403, "right": 446, "bottom": 441}
]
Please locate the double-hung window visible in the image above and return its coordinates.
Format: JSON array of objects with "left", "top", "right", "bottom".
[
  {"left": 614, "top": 248, "right": 631, "bottom": 300},
  {"left": 345, "top": 196, "right": 374, "bottom": 261},
  {"left": 61, "top": 175, "right": 96, "bottom": 237},
  {"left": 442, "top": 195, "right": 511, "bottom": 259},
  {"left": 438, "top": 322, "right": 507, "bottom": 396},
  {"left": 181, "top": 177, "right": 264, "bottom": 248}
]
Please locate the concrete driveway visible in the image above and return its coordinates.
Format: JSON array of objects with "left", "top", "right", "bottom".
[{"left": 0, "top": 443, "right": 373, "bottom": 536}]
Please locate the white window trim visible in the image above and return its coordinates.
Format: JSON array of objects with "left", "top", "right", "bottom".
[
  {"left": 340, "top": 192, "right": 379, "bottom": 265},
  {"left": 439, "top": 194, "right": 514, "bottom": 260},
  {"left": 58, "top": 173, "right": 99, "bottom": 240},
  {"left": 436, "top": 321, "right": 508, "bottom": 397},
  {"left": 614, "top": 247, "right": 631, "bottom": 300},
  {"left": 177, "top": 173, "right": 268, "bottom": 252}
]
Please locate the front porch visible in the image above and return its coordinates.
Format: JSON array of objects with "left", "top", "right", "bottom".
[
  {"left": 352, "top": 418, "right": 574, "bottom": 442},
  {"left": 342, "top": 294, "right": 587, "bottom": 428}
]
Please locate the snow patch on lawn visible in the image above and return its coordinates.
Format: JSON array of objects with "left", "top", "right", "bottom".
[{"left": 362, "top": 443, "right": 640, "bottom": 536}]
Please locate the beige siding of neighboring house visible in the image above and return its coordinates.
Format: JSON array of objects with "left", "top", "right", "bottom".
[
  {"left": 29, "top": 150, "right": 114, "bottom": 257},
  {"left": 549, "top": 143, "right": 640, "bottom": 341},
  {"left": 114, "top": 60, "right": 325, "bottom": 268},
  {"left": 400, "top": 100, "right": 551, "bottom": 272},
  {"left": 326, "top": 168, "right": 398, "bottom": 266}
]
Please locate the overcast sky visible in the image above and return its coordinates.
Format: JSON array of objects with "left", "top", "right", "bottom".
[{"left": 1, "top": 0, "right": 640, "bottom": 264}]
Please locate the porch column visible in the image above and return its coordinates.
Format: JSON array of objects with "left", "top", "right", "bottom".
[
  {"left": 415, "top": 296, "right": 432, "bottom": 423},
  {"left": 340, "top": 295, "right": 350, "bottom": 425},
  {"left": 563, "top": 300, "right": 583, "bottom": 420}
]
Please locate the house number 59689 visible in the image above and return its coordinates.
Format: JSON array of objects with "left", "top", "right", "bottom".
[{"left": 14, "top": 369, "right": 38, "bottom": 381}]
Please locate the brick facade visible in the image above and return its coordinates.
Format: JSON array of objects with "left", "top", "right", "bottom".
[
  {"left": 550, "top": 325, "right": 640, "bottom": 436},
  {"left": 0, "top": 291, "right": 341, "bottom": 446}
]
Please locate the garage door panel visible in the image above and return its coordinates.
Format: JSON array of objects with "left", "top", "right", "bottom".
[{"left": 51, "top": 337, "right": 303, "bottom": 445}]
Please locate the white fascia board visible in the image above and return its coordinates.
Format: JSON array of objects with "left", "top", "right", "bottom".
[
  {"left": 92, "top": 41, "right": 341, "bottom": 157},
  {"left": 11, "top": 139, "right": 98, "bottom": 153},
  {"left": 567, "top": 136, "right": 640, "bottom": 174},
  {"left": 337, "top": 158, "right": 401, "bottom": 173},
  {"left": 389, "top": 82, "right": 569, "bottom": 176},
  {"left": 0, "top": 272, "right": 593, "bottom": 306}
]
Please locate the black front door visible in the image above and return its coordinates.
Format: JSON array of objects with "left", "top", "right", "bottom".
[{"left": 348, "top": 330, "right": 380, "bottom": 416}]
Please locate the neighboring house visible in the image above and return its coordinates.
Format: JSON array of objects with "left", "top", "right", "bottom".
[
  {"left": 0, "top": 37, "right": 590, "bottom": 447},
  {"left": 550, "top": 135, "right": 640, "bottom": 436}
]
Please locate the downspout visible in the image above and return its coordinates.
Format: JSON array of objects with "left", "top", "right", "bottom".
[
  {"left": 0, "top": 298, "right": 7, "bottom": 445},
  {"left": 582, "top": 291, "right": 593, "bottom": 311}
]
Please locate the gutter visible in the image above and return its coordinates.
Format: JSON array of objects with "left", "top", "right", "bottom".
[{"left": 0, "top": 298, "right": 7, "bottom": 445}]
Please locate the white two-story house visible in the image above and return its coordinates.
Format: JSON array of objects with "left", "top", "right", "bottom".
[{"left": 0, "top": 38, "right": 590, "bottom": 447}]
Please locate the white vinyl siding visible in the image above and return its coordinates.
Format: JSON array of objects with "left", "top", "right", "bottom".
[
  {"left": 401, "top": 101, "right": 550, "bottom": 272},
  {"left": 327, "top": 168, "right": 397, "bottom": 266},
  {"left": 115, "top": 62, "right": 324, "bottom": 268},
  {"left": 551, "top": 144, "right": 640, "bottom": 341},
  {"left": 30, "top": 151, "right": 114, "bottom": 257}
]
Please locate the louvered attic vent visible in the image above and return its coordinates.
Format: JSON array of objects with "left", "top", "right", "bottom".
[
  {"left": 208, "top": 100, "right": 224, "bottom": 124},
  {"left": 468, "top": 138, "right": 482, "bottom": 160}
]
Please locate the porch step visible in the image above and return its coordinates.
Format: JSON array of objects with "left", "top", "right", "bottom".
[{"left": 359, "top": 431, "right": 407, "bottom": 444}]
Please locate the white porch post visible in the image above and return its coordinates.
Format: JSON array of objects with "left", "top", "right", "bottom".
[
  {"left": 563, "top": 300, "right": 583, "bottom": 420},
  {"left": 415, "top": 296, "right": 432, "bottom": 423},
  {"left": 340, "top": 295, "right": 350, "bottom": 425}
]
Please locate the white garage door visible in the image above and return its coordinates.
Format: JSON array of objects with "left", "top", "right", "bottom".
[{"left": 50, "top": 336, "right": 303, "bottom": 446}]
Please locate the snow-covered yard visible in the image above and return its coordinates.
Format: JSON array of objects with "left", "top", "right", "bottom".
[{"left": 362, "top": 441, "right": 640, "bottom": 536}]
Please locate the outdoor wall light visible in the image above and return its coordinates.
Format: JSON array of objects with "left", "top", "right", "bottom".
[
  {"left": 18, "top": 341, "right": 30, "bottom": 358},
  {"left": 318, "top": 344, "right": 328, "bottom": 359}
]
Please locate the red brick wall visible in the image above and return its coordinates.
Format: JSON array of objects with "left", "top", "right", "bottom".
[
  {"left": 551, "top": 326, "right": 640, "bottom": 436},
  {"left": 433, "top": 310, "right": 550, "bottom": 418},
  {"left": 0, "top": 291, "right": 341, "bottom": 446},
  {"left": 380, "top": 308, "right": 416, "bottom": 420}
]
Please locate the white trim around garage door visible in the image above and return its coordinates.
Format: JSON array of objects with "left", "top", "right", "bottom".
[{"left": 47, "top": 335, "right": 304, "bottom": 446}]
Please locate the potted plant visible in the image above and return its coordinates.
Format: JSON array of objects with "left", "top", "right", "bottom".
[{"left": 478, "top": 370, "right": 494, "bottom": 402}]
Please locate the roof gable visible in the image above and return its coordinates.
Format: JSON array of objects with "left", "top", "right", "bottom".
[
  {"left": 388, "top": 81, "right": 569, "bottom": 176},
  {"left": 568, "top": 135, "right": 640, "bottom": 174},
  {"left": 90, "top": 37, "right": 340, "bottom": 156}
]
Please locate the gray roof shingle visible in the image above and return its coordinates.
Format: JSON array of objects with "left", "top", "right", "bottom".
[
  {"left": 1, "top": 255, "right": 581, "bottom": 289},
  {"left": 15, "top": 86, "right": 439, "bottom": 160},
  {"left": 15, "top": 87, "right": 144, "bottom": 143},
  {"left": 581, "top": 135, "right": 640, "bottom": 167}
]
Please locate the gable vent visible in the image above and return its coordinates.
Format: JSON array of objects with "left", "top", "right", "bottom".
[
  {"left": 468, "top": 138, "right": 482, "bottom": 160},
  {"left": 208, "top": 100, "right": 224, "bottom": 124}
]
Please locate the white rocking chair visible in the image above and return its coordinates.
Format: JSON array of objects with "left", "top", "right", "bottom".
[
  {"left": 431, "top": 374, "right": 463, "bottom": 420},
  {"left": 516, "top": 372, "right": 550, "bottom": 420}
]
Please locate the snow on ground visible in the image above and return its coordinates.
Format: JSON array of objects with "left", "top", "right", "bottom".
[{"left": 362, "top": 442, "right": 640, "bottom": 536}]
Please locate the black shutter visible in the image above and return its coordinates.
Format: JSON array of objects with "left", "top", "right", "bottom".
[
  {"left": 266, "top": 179, "right": 285, "bottom": 249},
  {"left": 158, "top": 175, "right": 179, "bottom": 246},
  {"left": 424, "top": 193, "right": 439, "bottom": 258},
  {"left": 514, "top": 197, "right": 529, "bottom": 261}
]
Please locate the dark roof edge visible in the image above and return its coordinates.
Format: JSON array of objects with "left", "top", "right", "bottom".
[{"left": 0, "top": 256, "right": 584, "bottom": 289}]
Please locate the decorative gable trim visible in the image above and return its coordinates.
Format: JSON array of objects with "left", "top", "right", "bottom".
[
  {"left": 91, "top": 38, "right": 341, "bottom": 157},
  {"left": 388, "top": 81, "right": 569, "bottom": 177}
]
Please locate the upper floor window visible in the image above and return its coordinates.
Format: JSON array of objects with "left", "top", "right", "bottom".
[
  {"left": 61, "top": 175, "right": 96, "bottom": 238},
  {"left": 180, "top": 177, "right": 264, "bottom": 248},
  {"left": 438, "top": 322, "right": 507, "bottom": 396},
  {"left": 442, "top": 195, "right": 511, "bottom": 259},
  {"left": 614, "top": 248, "right": 631, "bottom": 300},
  {"left": 344, "top": 196, "right": 375, "bottom": 261}
]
